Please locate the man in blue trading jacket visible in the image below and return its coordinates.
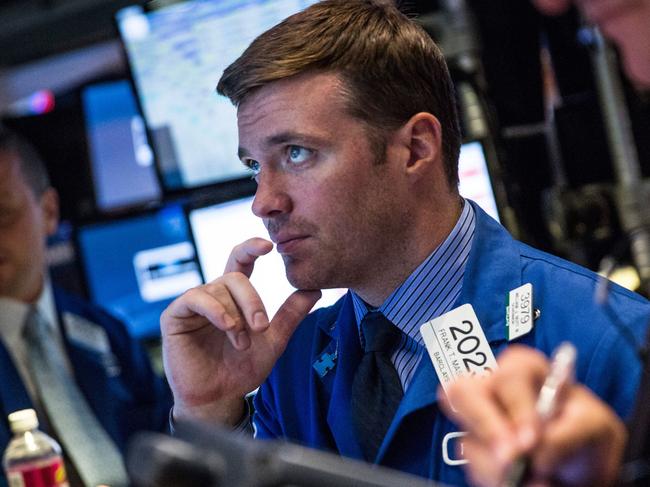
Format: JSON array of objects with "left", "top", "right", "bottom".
[
  {"left": 0, "top": 127, "right": 172, "bottom": 485},
  {"left": 160, "top": 1, "right": 650, "bottom": 485}
]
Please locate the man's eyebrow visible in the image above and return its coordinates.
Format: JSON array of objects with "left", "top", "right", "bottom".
[
  {"left": 266, "top": 132, "right": 296, "bottom": 146},
  {"left": 266, "top": 131, "right": 325, "bottom": 146},
  {"left": 238, "top": 132, "right": 327, "bottom": 161}
]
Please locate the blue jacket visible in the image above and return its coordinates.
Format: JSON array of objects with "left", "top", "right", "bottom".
[
  {"left": 253, "top": 202, "right": 650, "bottom": 486},
  {"left": 0, "top": 289, "right": 172, "bottom": 485}
]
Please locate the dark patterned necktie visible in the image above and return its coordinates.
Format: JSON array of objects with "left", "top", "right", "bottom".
[{"left": 351, "top": 311, "right": 404, "bottom": 462}]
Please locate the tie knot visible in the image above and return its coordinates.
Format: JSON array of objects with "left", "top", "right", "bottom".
[{"left": 360, "top": 311, "right": 401, "bottom": 353}]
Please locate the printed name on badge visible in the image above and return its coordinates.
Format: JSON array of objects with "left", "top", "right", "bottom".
[
  {"left": 420, "top": 304, "right": 497, "bottom": 394},
  {"left": 506, "top": 283, "right": 534, "bottom": 341}
]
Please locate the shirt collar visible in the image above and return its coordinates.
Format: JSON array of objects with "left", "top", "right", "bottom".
[
  {"left": 0, "top": 278, "right": 59, "bottom": 347},
  {"left": 39, "top": 277, "right": 59, "bottom": 330},
  {"left": 351, "top": 199, "right": 476, "bottom": 344}
]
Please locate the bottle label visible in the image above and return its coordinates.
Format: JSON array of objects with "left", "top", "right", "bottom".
[{"left": 6, "top": 457, "right": 69, "bottom": 487}]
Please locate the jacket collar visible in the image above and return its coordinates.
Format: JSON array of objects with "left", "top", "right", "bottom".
[
  {"left": 320, "top": 294, "right": 366, "bottom": 459},
  {"left": 53, "top": 289, "right": 118, "bottom": 391},
  {"left": 0, "top": 341, "right": 32, "bottom": 419},
  {"left": 457, "top": 201, "right": 523, "bottom": 344}
]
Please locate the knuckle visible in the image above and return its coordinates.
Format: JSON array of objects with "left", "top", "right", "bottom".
[
  {"left": 181, "top": 287, "right": 197, "bottom": 299},
  {"left": 183, "top": 285, "right": 205, "bottom": 300},
  {"left": 204, "top": 279, "right": 231, "bottom": 297}
]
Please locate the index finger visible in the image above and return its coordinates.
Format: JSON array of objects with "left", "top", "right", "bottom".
[{"left": 224, "top": 238, "right": 274, "bottom": 276}]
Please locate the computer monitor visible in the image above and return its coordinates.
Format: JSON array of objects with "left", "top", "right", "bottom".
[
  {"left": 77, "top": 204, "right": 203, "bottom": 339},
  {"left": 116, "top": 0, "right": 318, "bottom": 192},
  {"left": 127, "top": 421, "right": 442, "bottom": 487},
  {"left": 458, "top": 141, "right": 500, "bottom": 222},
  {"left": 81, "top": 79, "right": 161, "bottom": 212},
  {"left": 188, "top": 196, "right": 347, "bottom": 318}
]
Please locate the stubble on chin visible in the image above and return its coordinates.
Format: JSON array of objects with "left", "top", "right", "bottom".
[{"left": 282, "top": 253, "right": 325, "bottom": 292}]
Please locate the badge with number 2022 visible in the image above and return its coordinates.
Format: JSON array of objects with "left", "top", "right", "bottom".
[{"left": 420, "top": 304, "right": 497, "bottom": 395}]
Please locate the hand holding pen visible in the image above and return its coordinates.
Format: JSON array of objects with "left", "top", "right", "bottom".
[
  {"left": 501, "top": 342, "right": 576, "bottom": 487},
  {"left": 441, "top": 345, "right": 626, "bottom": 487}
]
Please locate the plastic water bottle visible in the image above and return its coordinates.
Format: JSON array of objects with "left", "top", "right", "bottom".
[{"left": 2, "top": 409, "right": 69, "bottom": 487}]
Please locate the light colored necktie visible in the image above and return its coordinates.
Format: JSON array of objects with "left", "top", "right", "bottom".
[{"left": 23, "top": 307, "right": 129, "bottom": 487}]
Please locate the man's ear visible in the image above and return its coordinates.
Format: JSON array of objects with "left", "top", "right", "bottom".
[
  {"left": 39, "top": 187, "right": 59, "bottom": 237},
  {"left": 400, "top": 112, "right": 442, "bottom": 177}
]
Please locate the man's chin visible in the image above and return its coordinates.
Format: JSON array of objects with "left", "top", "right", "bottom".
[
  {"left": 285, "top": 265, "right": 331, "bottom": 292},
  {"left": 286, "top": 275, "right": 321, "bottom": 292}
]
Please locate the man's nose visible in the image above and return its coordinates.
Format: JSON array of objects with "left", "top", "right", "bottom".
[{"left": 251, "top": 170, "right": 292, "bottom": 219}]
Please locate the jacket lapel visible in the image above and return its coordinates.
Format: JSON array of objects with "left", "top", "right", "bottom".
[
  {"left": 0, "top": 340, "right": 33, "bottom": 451},
  {"left": 322, "top": 295, "right": 365, "bottom": 460},
  {"left": 376, "top": 351, "right": 440, "bottom": 461},
  {"left": 0, "top": 341, "right": 32, "bottom": 417},
  {"left": 53, "top": 291, "right": 115, "bottom": 410}
]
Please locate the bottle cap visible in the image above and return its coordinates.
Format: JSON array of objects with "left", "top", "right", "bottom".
[{"left": 8, "top": 409, "right": 39, "bottom": 433}]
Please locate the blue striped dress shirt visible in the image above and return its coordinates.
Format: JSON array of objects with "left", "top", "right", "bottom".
[{"left": 350, "top": 199, "right": 476, "bottom": 391}]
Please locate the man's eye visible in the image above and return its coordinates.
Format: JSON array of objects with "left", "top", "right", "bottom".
[
  {"left": 288, "top": 146, "right": 313, "bottom": 164},
  {"left": 246, "top": 159, "right": 261, "bottom": 174}
]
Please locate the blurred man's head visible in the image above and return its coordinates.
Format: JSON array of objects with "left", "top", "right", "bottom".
[
  {"left": 534, "top": 0, "right": 650, "bottom": 87},
  {"left": 0, "top": 128, "right": 59, "bottom": 303}
]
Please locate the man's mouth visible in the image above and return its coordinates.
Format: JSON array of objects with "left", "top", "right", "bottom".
[{"left": 274, "top": 234, "right": 309, "bottom": 254}]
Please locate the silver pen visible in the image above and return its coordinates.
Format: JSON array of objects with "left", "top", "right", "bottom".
[{"left": 501, "top": 342, "right": 577, "bottom": 487}]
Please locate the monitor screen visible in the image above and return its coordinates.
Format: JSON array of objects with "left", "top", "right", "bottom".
[
  {"left": 116, "top": 0, "right": 317, "bottom": 192},
  {"left": 458, "top": 141, "right": 500, "bottom": 222},
  {"left": 81, "top": 79, "right": 161, "bottom": 212},
  {"left": 77, "top": 205, "right": 203, "bottom": 339},
  {"left": 188, "top": 196, "right": 347, "bottom": 319}
]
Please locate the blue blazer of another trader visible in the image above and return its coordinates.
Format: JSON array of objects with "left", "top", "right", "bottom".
[{"left": 0, "top": 288, "right": 172, "bottom": 487}]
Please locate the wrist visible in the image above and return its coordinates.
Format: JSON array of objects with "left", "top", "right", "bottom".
[{"left": 173, "top": 396, "right": 246, "bottom": 427}]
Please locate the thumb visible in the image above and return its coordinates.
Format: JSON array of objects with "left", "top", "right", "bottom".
[{"left": 269, "top": 289, "right": 322, "bottom": 349}]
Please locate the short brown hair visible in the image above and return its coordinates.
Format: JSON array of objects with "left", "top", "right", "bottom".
[{"left": 217, "top": 0, "right": 461, "bottom": 186}]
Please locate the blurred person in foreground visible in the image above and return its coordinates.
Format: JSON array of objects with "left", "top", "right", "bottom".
[
  {"left": 443, "top": 1, "right": 650, "bottom": 485},
  {"left": 535, "top": 0, "right": 650, "bottom": 87}
]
